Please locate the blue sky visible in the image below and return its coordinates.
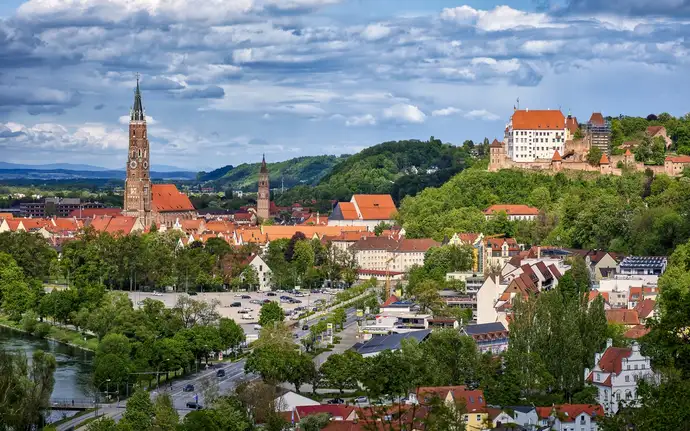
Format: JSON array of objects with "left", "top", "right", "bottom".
[{"left": 1, "top": 0, "right": 690, "bottom": 170}]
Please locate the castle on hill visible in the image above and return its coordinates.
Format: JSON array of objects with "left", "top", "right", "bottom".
[{"left": 488, "top": 109, "right": 690, "bottom": 177}]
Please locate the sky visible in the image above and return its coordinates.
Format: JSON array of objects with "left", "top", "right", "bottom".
[{"left": 2, "top": 0, "right": 690, "bottom": 171}]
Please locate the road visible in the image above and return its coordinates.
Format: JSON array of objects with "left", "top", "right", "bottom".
[{"left": 60, "top": 292, "right": 368, "bottom": 429}]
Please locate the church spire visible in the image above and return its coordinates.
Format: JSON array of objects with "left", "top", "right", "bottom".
[
  {"left": 260, "top": 153, "right": 267, "bottom": 173},
  {"left": 131, "top": 74, "right": 145, "bottom": 122}
]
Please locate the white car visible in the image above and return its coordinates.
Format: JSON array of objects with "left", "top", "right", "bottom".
[
  {"left": 241, "top": 314, "right": 254, "bottom": 320},
  {"left": 253, "top": 324, "right": 262, "bottom": 330},
  {"left": 238, "top": 308, "right": 252, "bottom": 314},
  {"left": 151, "top": 291, "right": 162, "bottom": 296}
]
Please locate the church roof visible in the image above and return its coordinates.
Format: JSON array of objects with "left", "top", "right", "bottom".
[
  {"left": 151, "top": 184, "right": 195, "bottom": 212},
  {"left": 260, "top": 154, "right": 268, "bottom": 174},
  {"left": 131, "top": 77, "right": 145, "bottom": 122}
]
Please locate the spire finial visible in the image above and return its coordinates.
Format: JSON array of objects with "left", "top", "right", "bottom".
[{"left": 131, "top": 73, "right": 145, "bottom": 122}]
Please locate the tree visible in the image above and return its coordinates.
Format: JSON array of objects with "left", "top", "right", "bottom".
[
  {"left": 332, "top": 307, "right": 347, "bottom": 330},
  {"left": 241, "top": 265, "right": 260, "bottom": 291},
  {"left": 219, "top": 318, "right": 245, "bottom": 353},
  {"left": 86, "top": 417, "right": 118, "bottom": 431},
  {"left": 0, "top": 252, "right": 33, "bottom": 321},
  {"left": 119, "top": 387, "right": 154, "bottom": 431},
  {"left": 258, "top": 301, "right": 285, "bottom": 328},
  {"left": 587, "top": 146, "right": 603, "bottom": 166},
  {"left": 285, "top": 352, "right": 317, "bottom": 393},
  {"left": 319, "top": 351, "right": 364, "bottom": 393},
  {"left": 285, "top": 232, "right": 307, "bottom": 262},
  {"left": 153, "top": 393, "right": 179, "bottom": 431},
  {"left": 200, "top": 376, "right": 221, "bottom": 406},
  {"left": 299, "top": 413, "right": 331, "bottom": 431},
  {"left": 374, "top": 222, "right": 392, "bottom": 236},
  {"left": 411, "top": 280, "right": 443, "bottom": 314}
]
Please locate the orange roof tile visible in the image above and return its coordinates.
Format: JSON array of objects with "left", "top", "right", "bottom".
[
  {"left": 484, "top": 204, "right": 539, "bottom": 216},
  {"left": 634, "top": 298, "right": 656, "bottom": 319},
  {"left": 624, "top": 148, "right": 632, "bottom": 156},
  {"left": 647, "top": 125, "right": 665, "bottom": 136},
  {"left": 598, "top": 346, "right": 632, "bottom": 374},
  {"left": 338, "top": 202, "right": 359, "bottom": 220},
  {"left": 511, "top": 109, "right": 565, "bottom": 130},
  {"left": 205, "top": 220, "right": 235, "bottom": 233},
  {"left": 624, "top": 325, "right": 650, "bottom": 339},
  {"left": 352, "top": 194, "right": 397, "bottom": 220},
  {"left": 552, "top": 150, "right": 562, "bottom": 161},
  {"left": 599, "top": 153, "right": 610, "bottom": 165},
  {"left": 555, "top": 404, "right": 604, "bottom": 422},
  {"left": 104, "top": 216, "right": 138, "bottom": 235},
  {"left": 666, "top": 155, "right": 690, "bottom": 163},
  {"left": 606, "top": 309, "right": 639, "bottom": 325},
  {"left": 490, "top": 139, "right": 503, "bottom": 148},
  {"left": 565, "top": 116, "right": 578, "bottom": 134},
  {"left": 0, "top": 213, "right": 14, "bottom": 220},
  {"left": 589, "top": 112, "right": 605, "bottom": 126},
  {"left": 151, "top": 184, "right": 195, "bottom": 212}
]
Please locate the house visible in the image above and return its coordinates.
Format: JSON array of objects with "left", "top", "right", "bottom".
[
  {"left": 484, "top": 237, "right": 522, "bottom": 272},
  {"left": 573, "top": 250, "right": 621, "bottom": 280},
  {"left": 487, "top": 406, "right": 539, "bottom": 429},
  {"left": 623, "top": 325, "right": 650, "bottom": 340},
  {"left": 243, "top": 254, "right": 273, "bottom": 291},
  {"left": 328, "top": 194, "right": 397, "bottom": 230},
  {"left": 483, "top": 205, "right": 539, "bottom": 221},
  {"left": 618, "top": 256, "right": 667, "bottom": 276},
  {"left": 352, "top": 329, "right": 430, "bottom": 358},
  {"left": 88, "top": 215, "right": 145, "bottom": 235},
  {"left": 504, "top": 109, "right": 567, "bottom": 162},
  {"left": 664, "top": 154, "right": 690, "bottom": 176},
  {"left": 274, "top": 391, "right": 320, "bottom": 412},
  {"left": 350, "top": 237, "right": 440, "bottom": 273},
  {"left": 446, "top": 232, "right": 485, "bottom": 273},
  {"left": 293, "top": 405, "right": 357, "bottom": 422},
  {"left": 646, "top": 125, "right": 672, "bottom": 148},
  {"left": 585, "top": 339, "right": 656, "bottom": 414},
  {"left": 605, "top": 309, "right": 640, "bottom": 328},
  {"left": 634, "top": 299, "right": 656, "bottom": 324},
  {"left": 628, "top": 286, "right": 658, "bottom": 308},
  {"left": 462, "top": 322, "right": 509, "bottom": 354},
  {"left": 536, "top": 404, "right": 604, "bottom": 431},
  {"left": 410, "top": 386, "right": 487, "bottom": 431}
]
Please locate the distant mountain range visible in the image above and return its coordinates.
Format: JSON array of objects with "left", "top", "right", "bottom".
[{"left": 0, "top": 162, "right": 189, "bottom": 173}]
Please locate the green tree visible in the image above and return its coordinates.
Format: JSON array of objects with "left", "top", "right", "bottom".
[
  {"left": 373, "top": 222, "right": 392, "bottom": 236},
  {"left": 0, "top": 252, "right": 33, "bottom": 321},
  {"left": 299, "top": 413, "right": 331, "bottom": 431},
  {"left": 119, "top": 387, "right": 154, "bottom": 431},
  {"left": 86, "top": 417, "right": 118, "bottom": 431},
  {"left": 153, "top": 393, "right": 179, "bottom": 431},
  {"left": 219, "top": 318, "right": 245, "bottom": 353},
  {"left": 258, "top": 301, "right": 285, "bottom": 328},
  {"left": 319, "top": 350, "right": 364, "bottom": 393},
  {"left": 587, "top": 146, "right": 603, "bottom": 166},
  {"left": 241, "top": 265, "right": 260, "bottom": 291}
]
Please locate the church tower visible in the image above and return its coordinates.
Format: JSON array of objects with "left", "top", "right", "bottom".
[
  {"left": 257, "top": 154, "right": 270, "bottom": 220},
  {"left": 123, "top": 77, "right": 152, "bottom": 222}
]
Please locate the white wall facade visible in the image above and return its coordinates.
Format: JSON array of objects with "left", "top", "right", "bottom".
[
  {"left": 507, "top": 127, "right": 566, "bottom": 162},
  {"left": 248, "top": 255, "right": 273, "bottom": 291},
  {"left": 476, "top": 276, "right": 502, "bottom": 324}
]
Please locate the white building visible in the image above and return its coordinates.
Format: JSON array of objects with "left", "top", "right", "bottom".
[
  {"left": 505, "top": 109, "right": 567, "bottom": 162},
  {"left": 328, "top": 194, "right": 397, "bottom": 230},
  {"left": 586, "top": 339, "right": 657, "bottom": 414},
  {"left": 536, "top": 404, "right": 604, "bottom": 431},
  {"left": 244, "top": 254, "right": 273, "bottom": 291},
  {"left": 483, "top": 204, "right": 539, "bottom": 221},
  {"left": 350, "top": 237, "right": 439, "bottom": 273}
]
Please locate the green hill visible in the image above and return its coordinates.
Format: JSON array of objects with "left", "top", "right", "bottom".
[{"left": 205, "top": 155, "right": 347, "bottom": 191}]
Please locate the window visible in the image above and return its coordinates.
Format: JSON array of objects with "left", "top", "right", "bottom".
[
  {"left": 625, "top": 375, "right": 629, "bottom": 382},
  {"left": 634, "top": 365, "right": 638, "bottom": 370},
  {"left": 476, "top": 415, "right": 481, "bottom": 422}
]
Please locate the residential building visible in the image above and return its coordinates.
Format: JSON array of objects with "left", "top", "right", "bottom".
[
  {"left": 586, "top": 339, "right": 656, "bottom": 414},
  {"left": 352, "top": 329, "right": 430, "bottom": 358},
  {"left": 583, "top": 112, "right": 612, "bottom": 156},
  {"left": 572, "top": 250, "right": 621, "bottom": 280},
  {"left": 536, "top": 404, "right": 604, "bottom": 431},
  {"left": 462, "top": 322, "right": 509, "bottom": 354},
  {"left": 274, "top": 391, "right": 320, "bottom": 412},
  {"left": 328, "top": 194, "right": 397, "bottom": 229},
  {"left": 628, "top": 286, "right": 658, "bottom": 308},
  {"left": 88, "top": 215, "right": 145, "bottom": 235},
  {"left": 505, "top": 109, "right": 566, "bottom": 162},
  {"left": 484, "top": 237, "right": 522, "bottom": 272},
  {"left": 410, "top": 386, "right": 487, "bottom": 431},
  {"left": 20, "top": 197, "right": 104, "bottom": 218},
  {"left": 664, "top": 155, "right": 690, "bottom": 176},
  {"left": 487, "top": 406, "right": 539, "bottom": 430},
  {"left": 618, "top": 256, "right": 667, "bottom": 276},
  {"left": 565, "top": 113, "right": 579, "bottom": 139},
  {"left": 633, "top": 299, "right": 656, "bottom": 324},
  {"left": 446, "top": 232, "right": 485, "bottom": 273},
  {"left": 605, "top": 309, "right": 640, "bottom": 328},
  {"left": 350, "top": 237, "right": 439, "bottom": 272},
  {"left": 647, "top": 125, "right": 672, "bottom": 148},
  {"left": 244, "top": 254, "right": 273, "bottom": 291},
  {"left": 293, "top": 405, "right": 357, "bottom": 422},
  {"left": 483, "top": 204, "right": 539, "bottom": 221}
]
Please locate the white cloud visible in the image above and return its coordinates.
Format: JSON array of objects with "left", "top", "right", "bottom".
[
  {"left": 382, "top": 104, "right": 426, "bottom": 123},
  {"left": 0, "top": 121, "right": 128, "bottom": 152},
  {"left": 431, "top": 107, "right": 462, "bottom": 117},
  {"left": 441, "top": 5, "right": 563, "bottom": 32},
  {"left": 464, "top": 109, "right": 500, "bottom": 121},
  {"left": 345, "top": 114, "right": 377, "bottom": 126},
  {"left": 361, "top": 23, "right": 391, "bottom": 41},
  {"left": 522, "top": 40, "right": 565, "bottom": 55}
]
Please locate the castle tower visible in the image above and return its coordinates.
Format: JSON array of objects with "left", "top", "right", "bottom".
[
  {"left": 257, "top": 154, "right": 270, "bottom": 220},
  {"left": 489, "top": 139, "right": 505, "bottom": 171},
  {"left": 123, "top": 77, "right": 152, "bottom": 222},
  {"left": 551, "top": 150, "right": 563, "bottom": 172}
]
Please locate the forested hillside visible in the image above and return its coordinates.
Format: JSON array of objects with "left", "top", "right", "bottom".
[
  {"left": 202, "top": 155, "right": 346, "bottom": 190},
  {"left": 275, "top": 137, "right": 484, "bottom": 205},
  {"left": 398, "top": 168, "right": 690, "bottom": 256},
  {"left": 608, "top": 113, "right": 690, "bottom": 161}
]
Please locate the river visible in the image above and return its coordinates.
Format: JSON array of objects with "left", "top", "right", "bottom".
[{"left": 0, "top": 326, "right": 94, "bottom": 422}]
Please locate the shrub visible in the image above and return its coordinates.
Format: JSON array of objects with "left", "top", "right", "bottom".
[
  {"left": 20, "top": 311, "right": 38, "bottom": 334},
  {"left": 34, "top": 322, "right": 51, "bottom": 338}
]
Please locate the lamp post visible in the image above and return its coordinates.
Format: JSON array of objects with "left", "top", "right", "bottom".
[{"left": 95, "top": 378, "right": 111, "bottom": 418}]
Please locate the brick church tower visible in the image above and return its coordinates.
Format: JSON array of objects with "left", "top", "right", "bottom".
[
  {"left": 123, "top": 77, "right": 152, "bottom": 223},
  {"left": 257, "top": 154, "right": 270, "bottom": 220}
]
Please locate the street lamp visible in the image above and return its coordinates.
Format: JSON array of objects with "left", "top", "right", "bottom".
[{"left": 95, "top": 378, "right": 111, "bottom": 418}]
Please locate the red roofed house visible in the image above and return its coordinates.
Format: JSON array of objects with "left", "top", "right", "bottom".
[
  {"left": 328, "top": 194, "right": 397, "bottom": 230},
  {"left": 484, "top": 204, "right": 539, "bottom": 221},
  {"left": 89, "top": 215, "right": 145, "bottom": 235},
  {"left": 647, "top": 125, "right": 672, "bottom": 148},
  {"left": 122, "top": 79, "right": 196, "bottom": 227},
  {"left": 536, "top": 404, "right": 604, "bottom": 430},
  {"left": 505, "top": 109, "right": 567, "bottom": 162},
  {"left": 409, "top": 386, "right": 487, "bottom": 430},
  {"left": 664, "top": 155, "right": 690, "bottom": 176},
  {"left": 585, "top": 339, "right": 656, "bottom": 414},
  {"left": 633, "top": 298, "right": 656, "bottom": 324},
  {"left": 605, "top": 309, "right": 640, "bottom": 328}
]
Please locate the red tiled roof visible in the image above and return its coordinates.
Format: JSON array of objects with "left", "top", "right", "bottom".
[
  {"left": 457, "top": 233, "right": 481, "bottom": 243},
  {"left": 565, "top": 116, "right": 579, "bottom": 134},
  {"left": 552, "top": 150, "right": 562, "bottom": 161},
  {"left": 536, "top": 407, "right": 552, "bottom": 419},
  {"left": 352, "top": 194, "right": 397, "bottom": 220},
  {"left": 588, "top": 290, "right": 610, "bottom": 303},
  {"left": 397, "top": 238, "right": 440, "bottom": 252},
  {"left": 647, "top": 126, "right": 665, "bottom": 136},
  {"left": 69, "top": 208, "right": 122, "bottom": 218},
  {"left": 484, "top": 204, "right": 539, "bottom": 216},
  {"left": 295, "top": 405, "right": 356, "bottom": 421},
  {"left": 634, "top": 298, "right": 655, "bottom": 319},
  {"left": 151, "top": 184, "right": 195, "bottom": 212},
  {"left": 382, "top": 295, "right": 400, "bottom": 307},
  {"left": 598, "top": 346, "right": 632, "bottom": 374},
  {"left": 338, "top": 202, "right": 359, "bottom": 220},
  {"left": 599, "top": 153, "right": 610, "bottom": 165},
  {"left": 624, "top": 148, "right": 632, "bottom": 157},
  {"left": 624, "top": 324, "right": 650, "bottom": 339},
  {"left": 589, "top": 112, "right": 605, "bottom": 126},
  {"left": 548, "top": 263, "right": 562, "bottom": 279},
  {"left": 556, "top": 404, "right": 605, "bottom": 422},
  {"left": 629, "top": 286, "right": 657, "bottom": 300},
  {"left": 490, "top": 139, "right": 503, "bottom": 148},
  {"left": 104, "top": 216, "right": 138, "bottom": 234},
  {"left": 606, "top": 309, "right": 640, "bottom": 326},
  {"left": 416, "top": 386, "right": 486, "bottom": 412},
  {"left": 666, "top": 155, "right": 690, "bottom": 163},
  {"left": 511, "top": 109, "right": 565, "bottom": 130}
]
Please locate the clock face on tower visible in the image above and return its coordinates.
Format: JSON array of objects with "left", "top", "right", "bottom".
[{"left": 130, "top": 160, "right": 137, "bottom": 169}]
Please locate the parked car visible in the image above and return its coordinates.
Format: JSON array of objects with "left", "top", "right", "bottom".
[
  {"left": 216, "top": 369, "right": 225, "bottom": 378},
  {"left": 249, "top": 299, "right": 261, "bottom": 305},
  {"left": 353, "top": 396, "right": 368, "bottom": 404},
  {"left": 239, "top": 308, "right": 252, "bottom": 314},
  {"left": 151, "top": 291, "right": 162, "bottom": 296},
  {"left": 186, "top": 401, "right": 203, "bottom": 410},
  {"left": 187, "top": 291, "right": 197, "bottom": 296},
  {"left": 294, "top": 306, "right": 305, "bottom": 311},
  {"left": 262, "top": 299, "right": 272, "bottom": 304},
  {"left": 230, "top": 302, "right": 241, "bottom": 307},
  {"left": 290, "top": 299, "right": 302, "bottom": 304},
  {"left": 241, "top": 314, "right": 254, "bottom": 320},
  {"left": 280, "top": 297, "right": 292, "bottom": 303},
  {"left": 266, "top": 292, "right": 277, "bottom": 297},
  {"left": 293, "top": 333, "right": 299, "bottom": 339},
  {"left": 327, "top": 398, "right": 345, "bottom": 405},
  {"left": 254, "top": 324, "right": 262, "bottom": 330},
  {"left": 302, "top": 324, "right": 309, "bottom": 330},
  {"left": 183, "top": 384, "right": 194, "bottom": 392},
  {"left": 241, "top": 295, "right": 251, "bottom": 299}
]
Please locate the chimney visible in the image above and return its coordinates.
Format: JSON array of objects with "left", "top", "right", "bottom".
[
  {"left": 606, "top": 338, "right": 613, "bottom": 349},
  {"left": 537, "top": 246, "right": 541, "bottom": 260}
]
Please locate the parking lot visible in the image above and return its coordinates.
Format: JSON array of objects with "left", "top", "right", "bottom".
[{"left": 128, "top": 290, "right": 337, "bottom": 337}]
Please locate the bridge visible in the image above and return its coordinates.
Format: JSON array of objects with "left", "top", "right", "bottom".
[{"left": 48, "top": 398, "right": 96, "bottom": 411}]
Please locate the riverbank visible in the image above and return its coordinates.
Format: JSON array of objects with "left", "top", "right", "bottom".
[{"left": 0, "top": 315, "right": 97, "bottom": 352}]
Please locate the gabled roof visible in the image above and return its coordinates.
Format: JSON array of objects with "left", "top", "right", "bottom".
[
  {"left": 552, "top": 150, "right": 562, "bottom": 161},
  {"left": 352, "top": 194, "right": 397, "bottom": 220},
  {"left": 588, "top": 290, "right": 610, "bottom": 303},
  {"left": 646, "top": 125, "right": 665, "bottom": 136},
  {"left": 666, "top": 155, "right": 690, "bottom": 163},
  {"left": 599, "top": 153, "right": 610, "bottom": 165},
  {"left": 511, "top": 109, "right": 565, "bottom": 130},
  {"left": 565, "top": 115, "right": 579, "bottom": 134},
  {"left": 337, "top": 202, "right": 359, "bottom": 220},
  {"left": 381, "top": 295, "right": 400, "bottom": 307},
  {"left": 295, "top": 405, "right": 356, "bottom": 421},
  {"left": 634, "top": 298, "right": 656, "bottom": 319},
  {"left": 623, "top": 325, "right": 650, "bottom": 339},
  {"left": 589, "top": 112, "right": 605, "bottom": 126},
  {"left": 490, "top": 139, "right": 503, "bottom": 148},
  {"left": 484, "top": 204, "right": 539, "bottom": 216},
  {"left": 556, "top": 404, "right": 604, "bottom": 422},
  {"left": 416, "top": 386, "right": 486, "bottom": 412},
  {"left": 624, "top": 148, "right": 632, "bottom": 157},
  {"left": 151, "top": 184, "right": 195, "bottom": 212},
  {"left": 397, "top": 238, "right": 440, "bottom": 252},
  {"left": 606, "top": 309, "right": 640, "bottom": 325},
  {"left": 598, "top": 346, "right": 632, "bottom": 374}
]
